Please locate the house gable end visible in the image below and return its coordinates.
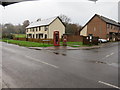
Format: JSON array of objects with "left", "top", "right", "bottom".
[
  {"left": 49, "top": 17, "right": 66, "bottom": 27},
  {"left": 81, "top": 14, "right": 105, "bottom": 31}
]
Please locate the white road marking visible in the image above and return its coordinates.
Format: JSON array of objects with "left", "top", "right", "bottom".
[
  {"left": 25, "top": 55, "right": 59, "bottom": 69},
  {"left": 105, "top": 52, "right": 114, "bottom": 58},
  {"left": 106, "top": 55, "right": 110, "bottom": 58},
  {"left": 110, "top": 52, "right": 114, "bottom": 56},
  {"left": 98, "top": 81, "right": 120, "bottom": 89}
]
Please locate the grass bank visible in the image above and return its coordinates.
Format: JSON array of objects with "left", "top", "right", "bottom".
[{"left": 2, "top": 39, "right": 53, "bottom": 47}]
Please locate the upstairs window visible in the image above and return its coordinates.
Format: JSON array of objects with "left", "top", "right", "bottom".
[
  {"left": 39, "top": 27, "right": 41, "bottom": 31},
  {"left": 114, "top": 26, "right": 116, "bottom": 30},
  {"left": 107, "top": 24, "right": 110, "bottom": 28},
  {"left": 45, "top": 26, "right": 48, "bottom": 31},
  {"left": 35, "top": 28, "right": 37, "bottom": 32},
  {"left": 111, "top": 25, "right": 113, "bottom": 29},
  {"left": 37, "top": 27, "right": 39, "bottom": 31}
]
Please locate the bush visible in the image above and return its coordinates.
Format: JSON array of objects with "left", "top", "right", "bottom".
[{"left": 2, "top": 34, "right": 14, "bottom": 39}]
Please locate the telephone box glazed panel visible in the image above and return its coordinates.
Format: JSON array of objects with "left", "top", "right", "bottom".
[{"left": 53, "top": 31, "right": 60, "bottom": 46}]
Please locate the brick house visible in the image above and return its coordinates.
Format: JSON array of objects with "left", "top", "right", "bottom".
[
  {"left": 26, "top": 16, "right": 65, "bottom": 39},
  {"left": 80, "top": 14, "right": 120, "bottom": 41}
]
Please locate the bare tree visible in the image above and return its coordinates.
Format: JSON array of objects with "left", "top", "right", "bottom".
[
  {"left": 22, "top": 20, "right": 30, "bottom": 34},
  {"left": 23, "top": 20, "right": 30, "bottom": 27},
  {"left": 65, "top": 23, "right": 82, "bottom": 35},
  {"left": 59, "top": 14, "right": 71, "bottom": 24}
]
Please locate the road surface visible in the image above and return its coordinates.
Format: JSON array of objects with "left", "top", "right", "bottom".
[{"left": 1, "top": 42, "right": 119, "bottom": 88}]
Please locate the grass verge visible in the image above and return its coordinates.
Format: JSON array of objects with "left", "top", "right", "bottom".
[
  {"left": 60, "top": 42, "right": 92, "bottom": 47},
  {"left": 2, "top": 38, "right": 93, "bottom": 47},
  {"left": 2, "top": 39, "right": 53, "bottom": 47}
]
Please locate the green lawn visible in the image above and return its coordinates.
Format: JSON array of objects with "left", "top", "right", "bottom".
[
  {"left": 2, "top": 38, "right": 92, "bottom": 47},
  {"left": 2, "top": 39, "right": 53, "bottom": 47},
  {"left": 14, "top": 34, "right": 26, "bottom": 38},
  {"left": 60, "top": 42, "right": 90, "bottom": 47}
]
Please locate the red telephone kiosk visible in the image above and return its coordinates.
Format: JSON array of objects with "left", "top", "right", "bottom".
[{"left": 53, "top": 31, "right": 60, "bottom": 46}]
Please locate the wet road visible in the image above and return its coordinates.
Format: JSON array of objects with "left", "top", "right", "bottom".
[{"left": 1, "top": 42, "right": 119, "bottom": 88}]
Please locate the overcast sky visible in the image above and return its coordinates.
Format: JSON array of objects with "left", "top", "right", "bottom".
[{"left": 0, "top": 0, "right": 119, "bottom": 26}]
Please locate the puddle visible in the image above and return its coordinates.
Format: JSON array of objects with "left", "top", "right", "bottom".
[
  {"left": 53, "top": 52, "right": 59, "bottom": 55},
  {"left": 62, "top": 53, "right": 67, "bottom": 56},
  {"left": 35, "top": 49, "right": 41, "bottom": 50},
  {"left": 53, "top": 52, "right": 67, "bottom": 56},
  {"left": 89, "top": 60, "right": 107, "bottom": 64}
]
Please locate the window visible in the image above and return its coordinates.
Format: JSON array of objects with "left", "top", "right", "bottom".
[
  {"left": 33, "top": 34, "right": 34, "bottom": 38},
  {"left": 37, "top": 27, "right": 39, "bottom": 31},
  {"left": 117, "top": 26, "right": 119, "bottom": 30},
  {"left": 107, "top": 24, "right": 110, "bottom": 28},
  {"left": 114, "top": 26, "right": 116, "bottom": 30},
  {"left": 35, "top": 28, "right": 37, "bottom": 32},
  {"left": 36, "top": 34, "right": 38, "bottom": 38},
  {"left": 34, "top": 28, "right": 36, "bottom": 31},
  {"left": 45, "top": 34, "right": 47, "bottom": 39},
  {"left": 45, "top": 26, "right": 48, "bottom": 31},
  {"left": 31, "top": 28, "right": 33, "bottom": 32},
  {"left": 39, "top": 34, "right": 43, "bottom": 39},
  {"left": 39, "top": 27, "right": 41, "bottom": 31},
  {"left": 94, "top": 27, "right": 96, "bottom": 32},
  {"left": 111, "top": 25, "right": 113, "bottom": 29}
]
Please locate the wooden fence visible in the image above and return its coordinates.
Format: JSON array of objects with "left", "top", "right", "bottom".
[
  {"left": 65, "top": 35, "right": 84, "bottom": 42},
  {"left": 63, "top": 35, "right": 99, "bottom": 45},
  {"left": 13, "top": 38, "right": 53, "bottom": 44},
  {"left": 13, "top": 35, "right": 99, "bottom": 45}
]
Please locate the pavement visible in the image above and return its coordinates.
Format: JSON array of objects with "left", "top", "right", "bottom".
[
  {"left": 28, "top": 43, "right": 107, "bottom": 50},
  {"left": 1, "top": 41, "right": 119, "bottom": 88}
]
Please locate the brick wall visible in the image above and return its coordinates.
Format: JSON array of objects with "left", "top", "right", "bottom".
[{"left": 87, "top": 16, "right": 107, "bottom": 39}]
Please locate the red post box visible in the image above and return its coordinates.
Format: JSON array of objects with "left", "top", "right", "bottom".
[{"left": 53, "top": 31, "right": 60, "bottom": 46}]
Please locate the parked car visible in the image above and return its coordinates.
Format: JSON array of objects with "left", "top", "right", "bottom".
[{"left": 99, "top": 39, "right": 107, "bottom": 43}]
